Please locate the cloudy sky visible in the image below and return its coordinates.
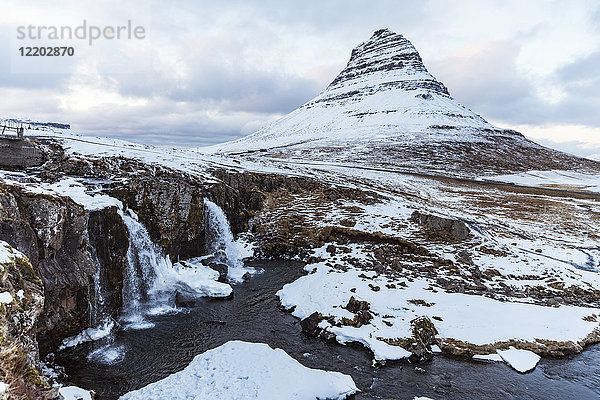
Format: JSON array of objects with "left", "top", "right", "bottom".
[{"left": 1, "top": 0, "right": 599, "bottom": 158}]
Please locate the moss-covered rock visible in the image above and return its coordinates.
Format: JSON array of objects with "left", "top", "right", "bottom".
[{"left": 0, "top": 241, "right": 56, "bottom": 399}]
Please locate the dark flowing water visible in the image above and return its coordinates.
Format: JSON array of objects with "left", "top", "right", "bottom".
[{"left": 57, "top": 261, "right": 600, "bottom": 400}]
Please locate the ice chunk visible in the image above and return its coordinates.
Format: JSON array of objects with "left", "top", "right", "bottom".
[
  {"left": 58, "top": 386, "right": 93, "bottom": 400},
  {"left": 497, "top": 347, "right": 540, "bottom": 373},
  {"left": 472, "top": 353, "right": 503, "bottom": 362}
]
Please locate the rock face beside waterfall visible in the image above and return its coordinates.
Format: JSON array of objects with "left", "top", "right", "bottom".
[
  {"left": 0, "top": 184, "right": 98, "bottom": 354},
  {"left": 88, "top": 206, "right": 130, "bottom": 318},
  {"left": 208, "top": 29, "right": 600, "bottom": 176},
  {"left": 110, "top": 172, "right": 209, "bottom": 260}
]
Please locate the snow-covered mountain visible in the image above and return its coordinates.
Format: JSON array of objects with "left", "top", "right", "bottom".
[
  {"left": 206, "top": 29, "right": 600, "bottom": 176},
  {"left": 212, "top": 29, "right": 498, "bottom": 149}
]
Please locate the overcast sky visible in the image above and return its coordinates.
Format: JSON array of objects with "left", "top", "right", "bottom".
[{"left": 1, "top": 0, "right": 599, "bottom": 158}]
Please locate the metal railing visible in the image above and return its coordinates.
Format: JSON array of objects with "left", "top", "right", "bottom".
[{"left": 0, "top": 121, "right": 26, "bottom": 139}]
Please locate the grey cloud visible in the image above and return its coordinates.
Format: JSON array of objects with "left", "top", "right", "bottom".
[
  {"left": 0, "top": 26, "right": 71, "bottom": 90},
  {"left": 529, "top": 137, "right": 600, "bottom": 160},
  {"left": 62, "top": 99, "right": 274, "bottom": 147},
  {"left": 432, "top": 40, "right": 600, "bottom": 129},
  {"left": 2, "top": 1, "right": 600, "bottom": 149},
  {"left": 430, "top": 41, "right": 540, "bottom": 123}
]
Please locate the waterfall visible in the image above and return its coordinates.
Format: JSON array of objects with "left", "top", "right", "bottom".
[
  {"left": 88, "top": 236, "right": 108, "bottom": 328},
  {"left": 62, "top": 200, "right": 249, "bottom": 357},
  {"left": 88, "top": 242, "right": 114, "bottom": 335},
  {"left": 203, "top": 199, "right": 256, "bottom": 283},
  {"left": 59, "top": 230, "right": 114, "bottom": 352},
  {"left": 119, "top": 208, "right": 174, "bottom": 329}
]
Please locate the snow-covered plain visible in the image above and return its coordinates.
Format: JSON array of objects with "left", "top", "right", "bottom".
[
  {"left": 119, "top": 341, "right": 358, "bottom": 400},
  {"left": 493, "top": 170, "right": 600, "bottom": 193},
  {"left": 2, "top": 123, "right": 599, "bottom": 374}
]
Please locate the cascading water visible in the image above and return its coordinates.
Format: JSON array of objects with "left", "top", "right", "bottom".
[
  {"left": 88, "top": 242, "right": 114, "bottom": 334},
  {"left": 58, "top": 229, "right": 116, "bottom": 359},
  {"left": 119, "top": 208, "right": 174, "bottom": 329},
  {"left": 71, "top": 208, "right": 175, "bottom": 364},
  {"left": 203, "top": 199, "right": 257, "bottom": 282},
  {"left": 60, "top": 201, "right": 251, "bottom": 365}
]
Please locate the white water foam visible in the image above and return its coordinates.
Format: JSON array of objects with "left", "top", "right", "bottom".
[
  {"left": 203, "top": 199, "right": 258, "bottom": 283},
  {"left": 119, "top": 208, "right": 174, "bottom": 329}
]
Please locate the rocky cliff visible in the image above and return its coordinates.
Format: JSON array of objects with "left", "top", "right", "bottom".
[{"left": 0, "top": 184, "right": 98, "bottom": 355}]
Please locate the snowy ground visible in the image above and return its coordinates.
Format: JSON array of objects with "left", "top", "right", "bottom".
[
  {"left": 2, "top": 125, "right": 600, "bottom": 378},
  {"left": 119, "top": 341, "right": 357, "bottom": 400},
  {"left": 278, "top": 244, "right": 600, "bottom": 369},
  {"left": 493, "top": 170, "right": 600, "bottom": 193}
]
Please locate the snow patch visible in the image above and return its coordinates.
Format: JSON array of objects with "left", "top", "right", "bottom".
[
  {"left": 58, "top": 386, "right": 93, "bottom": 400},
  {"left": 278, "top": 247, "right": 600, "bottom": 362},
  {"left": 0, "top": 291, "right": 13, "bottom": 304},
  {"left": 492, "top": 170, "right": 600, "bottom": 193},
  {"left": 119, "top": 341, "right": 357, "bottom": 400}
]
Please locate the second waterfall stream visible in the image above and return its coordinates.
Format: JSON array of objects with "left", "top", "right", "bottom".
[{"left": 203, "top": 198, "right": 257, "bottom": 283}]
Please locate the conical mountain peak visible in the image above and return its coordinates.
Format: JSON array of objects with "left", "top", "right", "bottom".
[
  {"left": 327, "top": 28, "right": 449, "bottom": 96},
  {"left": 209, "top": 29, "right": 518, "bottom": 157}
]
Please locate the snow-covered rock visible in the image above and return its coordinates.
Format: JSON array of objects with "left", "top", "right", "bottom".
[
  {"left": 119, "top": 341, "right": 358, "bottom": 400},
  {"left": 169, "top": 259, "right": 233, "bottom": 298},
  {"left": 58, "top": 385, "right": 93, "bottom": 400},
  {"left": 496, "top": 347, "right": 541, "bottom": 373}
]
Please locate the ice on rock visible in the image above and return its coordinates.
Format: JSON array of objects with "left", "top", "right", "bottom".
[{"left": 472, "top": 353, "right": 503, "bottom": 362}]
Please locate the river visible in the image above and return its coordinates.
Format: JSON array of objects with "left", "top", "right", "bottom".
[{"left": 56, "top": 260, "right": 600, "bottom": 400}]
